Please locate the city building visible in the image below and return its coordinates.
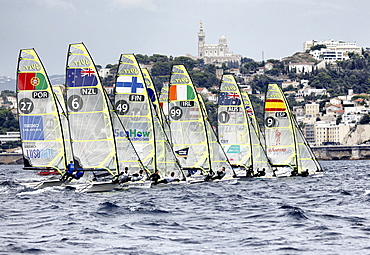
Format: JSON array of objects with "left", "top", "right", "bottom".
[
  {"left": 0, "top": 132, "right": 20, "bottom": 143},
  {"left": 315, "top": 121, "right": 350, "bottom": 145},
  {"left": 304, "top": 39, "right": 362, "bottom": 62},
  {"left": 197, "top": 21, "right": 241, "bottom": 66},
  {"left": 288, "top": 62, "right": 315, "bottom": 73}
]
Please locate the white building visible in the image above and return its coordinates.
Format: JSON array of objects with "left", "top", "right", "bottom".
[
  {"left": 304, "top": 39, "right": 362, "bottom": 62},
  {"left": 6, "top": 96, "right": 17, "bottom": 109},
  {"left": 315, "top": 121, "right": 350, "bottom": 145},
  {"left": 198, "top": 21, "right": 241, "bottom": 65},
  {"left": 98, "top": 68, "right": 111, "bottom": 78},
  {"left": 282, "top": 80, "right": 299, "bottom": 89},
  {"left": 297, "top": 86, "right": 327, "bottom": 97},
  {"left": 288, "top": 63, "right": 315, "bottom": 73},
  {"left": 0, "top": 132, "right": 20, "bottom": 143}
]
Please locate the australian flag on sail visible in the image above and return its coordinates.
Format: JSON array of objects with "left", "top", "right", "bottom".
[
  {"left": 218, "top": 92, "right": 241, "bottom": 105},
  {"left": 116, "top": 76, "right": 144, "bottom": 94},
  {"left": 175, "top": 147, "right": 189, "bottom": 159},
  {"left": 67, "top": 68, "right": 98, "bottom": 87}
]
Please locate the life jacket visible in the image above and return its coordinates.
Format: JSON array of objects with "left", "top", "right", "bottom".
[{"left": 67, "top": 163, "right": 75, "bottom": 174}]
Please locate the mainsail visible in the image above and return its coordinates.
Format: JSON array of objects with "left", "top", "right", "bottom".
[
  {"left": 264, "top": 83, "right": 322, "bottom": 175},
  {"left": 16, "top": 49, "right": 68, "bottom": 174},
  {"left": 159, "top": 81, "right": 170, "bottom": 120},
  {"left": 142, "top": 68, "right": 172, "bottom": 143},
  {"left": 65, "top": 43, "right": 117, "bottom": 176},
  {"left": 114, "top": 54, "right": 184, "bottom": 180},
  {"left": 52, "top": 85, "right": 73, "bottom": 165},
  {"left": 218, "top": 75, "right": 272, "bottom": 177},
  {"left": 169, "top": 65, "right": 233, "bottom": 178}
]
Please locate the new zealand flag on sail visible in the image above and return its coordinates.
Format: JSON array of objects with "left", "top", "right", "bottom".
[
  {"left": 218, "top": 92, "right": 241, "bottom": 105},
  {"left": 67, "top": 68, "right": 98, "bottom": 87}
]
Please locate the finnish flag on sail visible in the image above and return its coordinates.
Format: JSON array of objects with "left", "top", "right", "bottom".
[{"left": 116, "top": 76, "right": 144, "bottom": 94}]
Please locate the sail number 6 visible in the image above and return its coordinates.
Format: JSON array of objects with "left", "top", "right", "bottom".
[{"left": 67, "top": 95, "right": 83, "bottom": 112}]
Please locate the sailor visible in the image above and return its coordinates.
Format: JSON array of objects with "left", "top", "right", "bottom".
[
  {"left": 164, "top": 172, "right": 180, "bottom": 183},
  {"left": 256, "top": 168, "right": 266, "bottom": 177},
  {"left": 187, "top": 169, "right": 197, "bottom": 177},
  {"left": 131, "top": 169, "right": 145, "bottom": 182},
  {"left": 61, "top": 161, "right": 75, "bottom": 182},
  {"left": 74, "top": 170, "right": 84, "bottom": 180},
  {"left": 212, "top": 167, "right": 226, "bottom": 180},
  {"left": 119, "top": 167, "right": 131, "bottom": 182},
  {"left": 291, "top": 167, "right": 298, "bottom": 177},
  {"left": 300, "top": 168, "right": 310, "bottom": 177},
  {"left": 272, "top": 167, "right": 278, "bottom": 177},
  {"left": 149, "top": 169, "right": 161, "bottom": 185},
  {"left": 246, "top": 166, "right": 254, "bottom": 177}
]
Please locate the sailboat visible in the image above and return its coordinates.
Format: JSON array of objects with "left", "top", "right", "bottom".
[
  {"left": 168, "top": 65, "right": 236, "bottom": 183},
  {"left": 113, "top": 54, "right": 186, "bottom": 185},
  {"left": 65, "top": 43, "right": 123, "bottom": 192},
  {"left": 264, "top": 83, "right": 323, "bottom": 177},
  {"left": 218, "top": 74, "right": 272, "bottom": 178},
  {"left": 16, "top": 48, "right": 70, "bottom": 188}
]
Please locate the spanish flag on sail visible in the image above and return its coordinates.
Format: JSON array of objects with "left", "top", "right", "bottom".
[{"left": 265, "top": 99, "right": 286, "bottom": 112}]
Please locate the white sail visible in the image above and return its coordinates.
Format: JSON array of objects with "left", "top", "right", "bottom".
[
  {"left": 218, "top": 75, "right": 272, "bottom": 177},
  {"left": 114, "top": 55, "right": 184, "bottom": 181},
  {"left": 169, "top": 65, "right": 234, "bottom": 181},
  {"left": 17, "top": 49, "right": 68, "bottom": 174},
  {"left": 65, "top": 43, "right": 117, "bottom": 176},
  {"left": 264, "top": 83, "right": 322, "bottom": 176}
]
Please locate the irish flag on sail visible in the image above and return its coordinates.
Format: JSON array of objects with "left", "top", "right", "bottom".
[{"left": 169, "top": 85, "right": 195, "bottom": 100}]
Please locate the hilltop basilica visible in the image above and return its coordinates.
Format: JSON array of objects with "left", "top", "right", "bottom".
[{"left": 197, "top": 21, "right": 241, "bottom": 66}]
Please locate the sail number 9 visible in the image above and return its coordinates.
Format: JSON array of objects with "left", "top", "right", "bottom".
[
  {"left": 265, "top": 117, "right": 276, "bottom": 127},
  {"left": 115, "top": 100, "right": 129, "bottom": 115},
  {"left": 67, "top": 95, "right": 83, "bottom": 112},
  {"left": 169, "top": 106, "right": 182, "bottom": 120},
  {"left": 19, "top": 98, "right": 34, "bottom": 114}
]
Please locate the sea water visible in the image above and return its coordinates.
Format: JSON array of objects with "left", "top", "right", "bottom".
[{"left": 1, "top": 160, "right": 370, "bottom": 254}]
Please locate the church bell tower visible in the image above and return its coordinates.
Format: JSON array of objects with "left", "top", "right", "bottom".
[{"left": 198, "top": 20, "right": 205, "bottom": 58}]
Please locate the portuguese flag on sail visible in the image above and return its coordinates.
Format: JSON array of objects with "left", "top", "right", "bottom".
[
  {"left": 18, "top": 73, "right": 47, "bottom": 90},
  {"left": 169, "top": 85, "right": 195, "bottom": 100}
]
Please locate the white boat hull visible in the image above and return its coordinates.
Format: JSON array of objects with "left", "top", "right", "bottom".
[
  {"left": 73, "top": 181, "right": 119, "bottom": 193},
  {"left": 119, "top": 180, "right": 152, "bottom": 190}
]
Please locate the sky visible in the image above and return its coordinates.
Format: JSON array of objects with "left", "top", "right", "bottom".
[{"left": 1, "top": 0, "right": 370, "bottom": 78}]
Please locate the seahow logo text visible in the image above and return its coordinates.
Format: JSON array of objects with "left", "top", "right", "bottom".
[{"left": 114, "top": 129, "right": 150, "bottom": 141}]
